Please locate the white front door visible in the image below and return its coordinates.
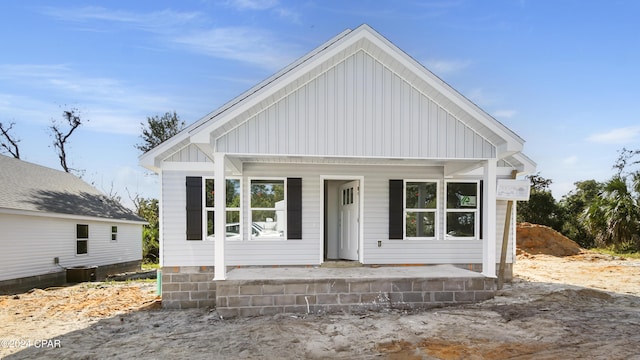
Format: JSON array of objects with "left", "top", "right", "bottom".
[{"left": 339, "top": 180, "right": 359, "bottom": 260}]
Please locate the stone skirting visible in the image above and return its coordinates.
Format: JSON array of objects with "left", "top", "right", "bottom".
[
  {"left": 0, "top": 259, "right": 143, "bottom": 295},
  {"left": 95, "top": 260, "right": 142, "bottom": 280},
  {"left": 215, "top": 276, "right": 496, "bottom": 319},
  {"left": 161, "top": 266, "right": 216, "bottom": 309},
  {"left": 0, "top": 271, "right": 66, "bottom": 295}
]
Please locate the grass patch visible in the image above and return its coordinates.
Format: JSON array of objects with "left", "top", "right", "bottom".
[
  {"left": 142, "top": 262, "right": 160, "bottom": 271},
  {"left": 590, "top": 248, "right": 640, "bottom": 259}
]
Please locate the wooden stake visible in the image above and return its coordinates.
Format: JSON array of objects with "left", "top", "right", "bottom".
[{"left": 497, "top": 170, "right": 517, "bottom": 290}]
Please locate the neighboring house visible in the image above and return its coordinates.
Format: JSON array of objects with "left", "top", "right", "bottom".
[
  {"left": 0, "top": 155, "right": 145, "bottom": 293},
  {"left": 140, "top": 24, "right": 536, "bottom": 310}
]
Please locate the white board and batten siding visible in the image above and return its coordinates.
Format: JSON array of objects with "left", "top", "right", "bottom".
[
  {"left": 161, "top": 162, "right": 516, "bottom": 267},
  {"left": 161, "top": 170, "right": 215, "bottom": 267},
  {"left": 215, "top": 50, "right": 495, "bottom": 160},
  {"left": 0, "top": 213, "right": 142, "bottom": 282}
]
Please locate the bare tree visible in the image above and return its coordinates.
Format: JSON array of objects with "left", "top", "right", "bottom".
[
  {"left": 50, "top": 108, "right": 85, "bottom": 174},
  {"left": 0, "top": 122, "right": 21, "bottom": 159}
]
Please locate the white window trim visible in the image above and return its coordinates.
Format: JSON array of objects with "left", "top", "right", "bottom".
[
  {"left": 248, "top": 177, "right": 287, "bottom": 241},
  {"left": 444, "top": 180, "right": 480, "bottom": 240},
  {"left": 204, "top": 176, "right": 243, "bottom": 241},
  {"left": 403, "top": 179, "right": 440, "bottom": 240},
  {"left": 111, "top": 225, "right": 117, "bottom": 242}
]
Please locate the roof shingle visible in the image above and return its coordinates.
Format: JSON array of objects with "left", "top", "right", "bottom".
[{"left": 0, "top": 155, "right": 144, "bottom": 222}]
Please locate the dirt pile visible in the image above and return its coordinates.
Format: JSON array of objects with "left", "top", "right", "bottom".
[
  {"left": 0, "top": 282, "right": 159, "bottom": 321},
  {"left": 516, "top": 222, "right": 582, "bottom": 257}
]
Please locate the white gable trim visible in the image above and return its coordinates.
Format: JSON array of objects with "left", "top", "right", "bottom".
[{"left": 141, "top": 25, "right": 533, "bottom": 173}]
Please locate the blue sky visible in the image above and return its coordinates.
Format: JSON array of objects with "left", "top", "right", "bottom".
[{"left": 1, "top": 0, "right": 639, "bottom": 208}]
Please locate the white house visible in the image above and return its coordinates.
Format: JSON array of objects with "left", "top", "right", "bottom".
[
  {"left": 0, "top": 155, "right": 145, "bottom": 293},
  {"left": 140, "top": 25, "right": 535, "bottom": 312}
]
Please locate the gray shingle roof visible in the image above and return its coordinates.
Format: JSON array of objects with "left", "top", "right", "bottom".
[{"left": 0, "top": 155, "right": 144, "bottom": 222}]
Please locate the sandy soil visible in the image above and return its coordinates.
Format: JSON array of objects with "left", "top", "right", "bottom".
[{"left": 2, "top": 252, "right": 640, "bottom": 359}]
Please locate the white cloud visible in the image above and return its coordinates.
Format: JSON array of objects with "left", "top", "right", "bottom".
[
  {"left": 0, "top": 64, "right": 178, "bottom": 135},
  {"left": 229, "top": 0, "right": 280, "bottom": 10},
  {"left": 41, "top": 6, "right": 203, "bottom": 33},
  {"left": 466, "top": 87, "right": 501, "bottom": 107},
  {"left": 586, "top": 126, "right": 640, "bottom": 144},
  {"left": 173, "top": 27, "right": 298, "bottom": 70},
  {"left": 423, "top": 59, "right": 471, "bottom": 75},
  {"left": 492, "top": 109, "right": 517, "bottom": 118},
  {"left": 41, "top": 6, "right": 301, "bottom": 70}
]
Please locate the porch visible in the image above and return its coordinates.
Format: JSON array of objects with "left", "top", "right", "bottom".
[{"left": 215, "top": 265, "right": 496, "bottom": 318}]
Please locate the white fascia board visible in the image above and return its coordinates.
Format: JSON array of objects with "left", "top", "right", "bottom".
[
  {"left": 138, "top": 151, "right": 160, "bottom": 173},
  {"left": 189, "top": 29, "right": 368, "bottom": 145},
  {"left": 496, "top": 141, "right": 524, "bottom": 159},
  {"left": 137, "top": 131, "right": 192, "bottom": 172},
  {"left": 511, "top": 152, "right": 537, "bottom": 175},
  {"left": 187, "top": 29, "right": 354, "bottom": 142},
  {"left": 365, "top": 26, "right": 525, "bottom": 149},
  {"left": 0, "top": 207, "right": 148, "bottom": 225}
]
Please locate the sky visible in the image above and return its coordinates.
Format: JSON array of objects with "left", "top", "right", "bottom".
[{"left": 1, "top": 0, "right": 639, "bottom": 209}]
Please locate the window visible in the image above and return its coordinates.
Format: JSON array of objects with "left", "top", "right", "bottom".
[
  {"left": 111, "top": 226, "right": 117, "bottom": 241},
  {"left": 404, "top": 181, "right": 438, "bottom": 238},
  {"left": 77, "top": 224, "right": 88, "bottom": 255},
  {"left": 445, "top": 181, "right": 479, "bottom": 238},
  {"left": 205, "top": 178, "right": 241, "bottom": 240},
  {"left": 250, "top": 179, "right": 285, "bottom": 239}
]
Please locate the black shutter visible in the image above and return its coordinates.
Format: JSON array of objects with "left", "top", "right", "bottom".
[
  {"left": 287, "top": 178, "right": 302, "bottom": 239},
  {"left": 186, "top": 176, "right": 203, "bottom": 240},
  {"left": 479, "top": 180, "right": 484, "bottom": 240},
  {"left": 389, "top": 179, "right": 403, "bottom": 239}
]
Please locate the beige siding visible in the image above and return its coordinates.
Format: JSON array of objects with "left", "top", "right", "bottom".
[
  {"left": 216, "top": 50, "right": 495, "bottom": 159},
  {"left": 0, "top": 214, "right": 141, "bottom": 282}
]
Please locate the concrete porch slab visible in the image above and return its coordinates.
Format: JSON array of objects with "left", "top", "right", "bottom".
[
  {"left": 216, "top": 265, "right": 495, "bottom": 318},
  {"left": 225, "top": 264, "right": 486, "bottom": 281}
]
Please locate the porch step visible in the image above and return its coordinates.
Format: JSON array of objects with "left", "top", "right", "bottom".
[{"left": 320, "top": 260, "right": 363, "bottom": 268}]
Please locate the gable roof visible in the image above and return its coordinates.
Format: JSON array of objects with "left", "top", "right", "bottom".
[
  {"left": 0, "top": 155, "right": 144, "bottom": 223},
  {"left": 140, "top": 24, "right": 534, "bottom": 173}
]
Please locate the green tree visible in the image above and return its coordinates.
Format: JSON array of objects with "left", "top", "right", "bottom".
[
  {"left": 135, "top": 111, "right": 185, "bottom": 153},
  {"left": 583, "top": 175, "right": 640, "bottom": 251},
  {"left": 133, "top": 197, "right": 159, "bottom": 262},
  {"left": 517, "top": 173, "right": 565, "bottom": 232},
  {"left": 559, "top": 180, "right": 601, "bottom": 248},
  {"left": 133, "top": 111, "right": 184, "bottom": 260}
]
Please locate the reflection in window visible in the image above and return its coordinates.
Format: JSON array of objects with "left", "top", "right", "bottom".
[
  {"left": 77, "top": 224, "right": 88, "bottom": 255},
  {"left": 404, "top": 181, "right": 437, "bottom": 238},
  {"left": 205, "top": 178, "right": 242, "bottom": 240},
  {"left": 446, "top": 182, "right": 479, "bottom": 238},
  {"left": 250, "top": 179, "right": 285, "bottom": 239}
]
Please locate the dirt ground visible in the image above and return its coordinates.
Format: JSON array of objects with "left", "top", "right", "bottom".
[{"left": 2, "top": 226, "right": 640, "bottom": 359}]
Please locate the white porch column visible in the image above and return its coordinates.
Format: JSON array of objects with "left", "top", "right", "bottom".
[
  {"left": 482, "top": 159, "right": 497, "bottom": 278},
  {"left": 214, "top": 153, "right": 227, "bottom": 280}
]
